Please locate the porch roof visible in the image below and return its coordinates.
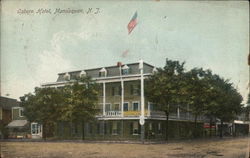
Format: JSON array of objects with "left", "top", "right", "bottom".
[{"left": 7, "top": 120, "right": 28, "bottom": 128}]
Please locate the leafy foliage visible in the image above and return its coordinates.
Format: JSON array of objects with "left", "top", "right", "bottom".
[
  {"left": 20, "top": 76, "right": 100, "bottom": 139},
  {"left": 146, "top": 58, "right": 244, "bottom": 138},
  {"left": 145, "top": 58, "right": 186, "bottom": 140}
]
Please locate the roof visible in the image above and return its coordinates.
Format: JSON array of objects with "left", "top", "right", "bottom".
[
  {"left": 58, "top": 62, "right": 154, "bottom": 75},
  {"left": 7, "top": 120, "right": 28, "bottom": 128},
  {"left": 55, "top": 61, "right": 155, "bottom": 82},
  {"left": 0, "top": 96, "right": 20, "bottom": 110}
]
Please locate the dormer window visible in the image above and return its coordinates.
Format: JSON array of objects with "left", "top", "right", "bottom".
[
  {"left": 122, "top": 65, "right": 130, "bottom": 75},
  {"left": 80, "top": 70, "right": 86, "bottom": 78},
  {"left": 99, "top": 68, "right": 107, "bottom": 77},
  {"left": 64, "top": 73, "right": 70, "bottom": 80},
  {"left": 152, "top": 67, "right": 158, "bottom": 74}
]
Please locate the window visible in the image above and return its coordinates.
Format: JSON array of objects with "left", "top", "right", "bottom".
[
  {"left": 99, "top": 71, "right": 106, "bottom": 77},
  {"left": 122, "top": 65, "right": 130, "bottom": 75},
  {"left": 123, "top": 103, "right": 129, "bottom": 111},
  {"left": 132, "top": 122, "right": 139, "bottom": 135},
  {"left": 122, "top": 69, "right": 129, "bottom": 75},
  {"left": 64, "top": 73, "right": 70, "bottom": 80},
  {"left": 113, "top": 103, "right": 120, "bottom": 111},
  {"left": 132, "top": 102, "right": 140, "bottom": 111},
  {"left": 112, "top": 86, "right": 121, "bottom": 96},
  {"left": 105, "top": 104, "right": 111, "bottom": 111},
  {"left": 19, "top": 108, "right": 24, "bottom": 117},
  {"left": 148, "top": 102, "right": 155, "bottom": 111},
  {"left": 80, "top": 71, "right": 86, "bottom": 78},
  {"left": 112, "top": 122, "right": 118, "bottom": 135},
  {"left": 99, "top": 68, "right": 107, "bottom": 77},
  {"left": 131, "top": 84, "right": 140, "bottom": 95},
  {"left": 31, "top": 123, "right": 42, "bottom": 135}
]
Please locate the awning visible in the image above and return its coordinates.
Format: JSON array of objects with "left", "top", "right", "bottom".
[{"left": 7, "top": 120, "right": 28, "bottom": 128}]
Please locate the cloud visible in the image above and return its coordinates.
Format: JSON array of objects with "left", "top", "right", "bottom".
[
  {"left": 36, "top": 32, "right": 76, "bottom": 83},
  {"left": 1, "top": 31, "right": 76, "bottom": 100}
]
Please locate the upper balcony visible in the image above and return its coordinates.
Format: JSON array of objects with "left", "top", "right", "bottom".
[{"left": 97, "top": 109, "right": 204, "bottom": 122}]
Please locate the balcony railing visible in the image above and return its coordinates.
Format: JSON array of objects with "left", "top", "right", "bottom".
[
  {"left": 150, "top": 111, "right": 204, "bottom": 121},
  {"left": 105, "top": 111, "right": 122, "bottom": 117},
  {"left": 124, "top": 110, "right": 149, "bottom": 116},
  {"left": 103, "top": 110, "right": 205, "bottom": 121}
]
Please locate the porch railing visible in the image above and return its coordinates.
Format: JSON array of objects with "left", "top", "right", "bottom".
[{"left": 105, "top": 111, "right": 122, "bottom": 117}]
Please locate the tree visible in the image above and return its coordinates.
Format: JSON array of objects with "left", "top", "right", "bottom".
[
  {"left": 20, "top": 76, "right": 100, "bottom": 140},
  {"left": 20, "top": 87, "right": 64, "bottom": 139},
  {"left": 58, "top": 76, "right": 100, "bottom": 139},
  {"left": 184, "top": 68, "right": 211, "bottom": 137},
  {"left": 206, "top": 75, "right": 243, "bottom": 138},
  {"left": 145, "top": 58, "right": 186, "bottom": 141}
]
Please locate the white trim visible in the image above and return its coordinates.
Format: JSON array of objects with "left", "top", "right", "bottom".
[
  {"left": 31, "top": 122, "right": 42, "bottom": 136},
  {"left": 64, "top": 73, "right": 70, "bottom": 80},
  {"left": 122, "top": 65, "right": 129, "bottom": 70},
  {"left": 41, "top": 73, "right": 152, "bottom": 87},
  {"left": 12, "top": 107, "right": 24, "bottom": 119},
  {"left": 80, "top": 70, "right": 86, "bottom": 77}
]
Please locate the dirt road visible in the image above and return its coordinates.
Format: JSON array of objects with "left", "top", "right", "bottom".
[{"left": 1, "top": 137, "right": 249, "bottom": 158}]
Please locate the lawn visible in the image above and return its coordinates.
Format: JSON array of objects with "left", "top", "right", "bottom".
[{"left": 1, "top": 137, "right": 249, "bottom": 158}]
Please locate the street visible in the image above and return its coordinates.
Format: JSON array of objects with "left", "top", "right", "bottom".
[{"left": 0, "top": 137, "right": 249, "bottom": 158}]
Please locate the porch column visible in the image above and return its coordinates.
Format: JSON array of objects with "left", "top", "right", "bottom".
[
  {"left": 121, "top": 80, "right": 124, "bottom": 117},
  {"left": 103, "top": 82, "right": 106, "bottom": 116},
  {"left": 177, "top": 106, "right": 180, "bottom": 119}
]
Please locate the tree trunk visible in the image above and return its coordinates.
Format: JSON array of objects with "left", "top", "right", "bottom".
[
  {"left": 165, "top": 111, "right": 169, "bottom": 141},
  {"left": 220, "top": 120, "right": 223, "bottom": 138},
  {"left": 82, "top": 121, "right": 85, "bottom": 140}
]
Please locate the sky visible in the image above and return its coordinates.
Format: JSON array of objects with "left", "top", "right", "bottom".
[{"left": 1, "top": 0, "right": 249, "bottom": 103}]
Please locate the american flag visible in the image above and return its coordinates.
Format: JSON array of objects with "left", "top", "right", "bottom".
[{"left": 127, "top": 12, "right": 138, "bottom": 34}]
